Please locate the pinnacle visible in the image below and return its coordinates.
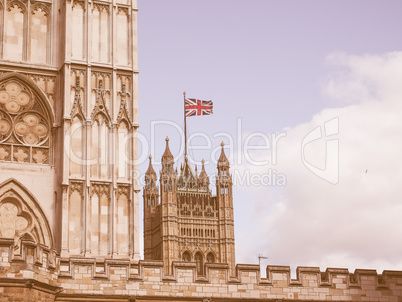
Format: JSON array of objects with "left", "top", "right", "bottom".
[
  {"left": 199, "top": 159, "right": 208, "bottom": 181},
  {"left": 218, "top": 142, "right": 229, "bottom": 166},
  {"left": 145, "top": 154, "right": 156, "bottom": 176},
  {"left": 162, "top": 136, "right": 173, "bottom": 162}
]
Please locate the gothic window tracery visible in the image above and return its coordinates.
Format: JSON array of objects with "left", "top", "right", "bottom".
[
  {"left": 194, "top": 252, "right": 204, "bottom": 275},
  {"left": 2, "top": 1, "right": 51, "bottom": 63},
  {"left": 206, "top": 252, "right": 215, "bottom": 263},
  {"left": 91, "top": 3, "right": 110, "bottom": 63},
  {"left": 0, "top": 79, "right": 51, "bottom": 164},
  {"left": 182, "top": 251, "right": 191, "bottom": 262},
  {"left": 30, "top": 4, "right": 50, "bottom": 64},
  {"left": 0, "top": 179, "right": 54, "bottom": 249}
]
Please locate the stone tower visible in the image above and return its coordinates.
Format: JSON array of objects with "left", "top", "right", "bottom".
[
  {"left": 143, "top": 138, "right": 236, "bottom": 276},
  {"left": 0, "top": 0, "right": 140, "bottom": 260}
]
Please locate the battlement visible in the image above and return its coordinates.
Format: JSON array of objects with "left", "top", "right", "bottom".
[{"left": 1, "top": 240, "right": 402, "bottom": 301}]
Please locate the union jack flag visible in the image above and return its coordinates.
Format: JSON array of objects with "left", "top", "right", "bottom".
[{"left": 185, "top": 98, "right": 213, "bottom": 117}]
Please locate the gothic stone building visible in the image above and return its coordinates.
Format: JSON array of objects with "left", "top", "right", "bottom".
[
  {"left": 143, "top": 138, "right": 236, "bottom": 277},
  {"left": 0, "top": 0, "right": 402, "bottom": 301}
]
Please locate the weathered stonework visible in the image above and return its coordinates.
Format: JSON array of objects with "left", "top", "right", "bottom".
[
  {"left": 1, "top": 239, "right": 402, "bottom": 301},
  {"left": 144, "top": 140, "right": 236, "bottom": 277},
  {"left": 0, "top": 0, "right": 401, "bottom": 301}
]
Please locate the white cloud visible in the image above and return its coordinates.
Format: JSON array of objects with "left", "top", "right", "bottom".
[{"left": 234, "top": 52, "right": 402, "bottom": 274}]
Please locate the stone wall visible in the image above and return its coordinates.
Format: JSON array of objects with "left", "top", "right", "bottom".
[{"left": 1, "top": 239, "right": 401, "bottom": 301}]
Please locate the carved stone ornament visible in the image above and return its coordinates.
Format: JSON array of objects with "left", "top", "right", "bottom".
[
  {"left": 90, "top": 183, "right": 110, "bottom": 198},
  {"left": 117, "top": 185, "right": 130, "bottom": 198},
  {"left": 117, "top": 83, "right": 132, "bottom": 126},
  {"left": 70, "top": 76, "right": 85, "bottom": 118},
  {"left": 91, "top": 79, "right": 112, "bottom": 125},
  {"left": 69, "top": 181, "right": 84, "bottom": 197}
]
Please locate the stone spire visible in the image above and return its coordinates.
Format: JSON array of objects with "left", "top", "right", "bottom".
[
  {"left": 162, "top": 136, "right": 174, "bottom": 162},
  {"left": 199, "top": 158, "right": 209, "bottom": 182},
  {"left": 145, "top": 154, "right": 156, "bottom": 177},
  {"left": 178, "top": 155, "right": 197, "bottom": 188},
  {"left": 198, "top": 158, "right": 210, "bottom": 190},
  {"left": 217, "top": 141, "right": 229, "bottom": 168}
]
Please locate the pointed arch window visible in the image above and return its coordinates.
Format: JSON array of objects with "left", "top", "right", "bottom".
[
  {"left": 4, "top": 3, "right": 26, "bottom": 61},
  {"left": 206, "top": 252, "right": 215, "bottom": 263},
  {"left": 0, "top": 179, "right": 55, "bottom": 250},
  {"left": 194, "top": 252, "right": 204, "bottom": 275},
  {"left": 91, "top": 4, "right": 110, "bottom": 63},
  {"left": 3, "top": 1, "right": 51, "bottom": 64},
  {"left": 30, "top": 4, "right": 50, "bottom": 64},
  {"left": 0, "top": 78, "right": 51, "bottom": 164},
  {"left": 182, "top": 251, "right": 191, "bottom": 262}
]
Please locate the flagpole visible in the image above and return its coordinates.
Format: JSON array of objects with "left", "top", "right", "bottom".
[{"left": 183, "top": 91, "right": 187, "bottom": 157}]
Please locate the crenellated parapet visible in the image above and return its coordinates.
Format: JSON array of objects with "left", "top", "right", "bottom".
[
  {"left": 1, "top": 243, "right": 401, "bottom": 301},
  {"left": 53, "top": 260, "right": 402, "bottom": 300},
  {"left": 0, "top": 238, "right": 59, "bottom": 293}
]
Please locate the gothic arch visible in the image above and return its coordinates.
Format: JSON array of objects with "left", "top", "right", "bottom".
[
  {"left": 0, "top": 72, "right": 55, "bottom": 123},
  {"left": 6, "top": 0, "right": 27, "bottom": 13},
  {"left": 181, "top": 250, "right": 192, "bottom": 262},
  {"left": 0, "top": 178, "right": 54, "bottom": 249},
  {"left": 30, "top": 2, "right": 51, "bottom": 16},
  {"left": 0, "top": 73, "right": 54, "bottom": 164},
  {"left": 194, "top": 251, "right": 204, "bottom": 275},
  {"left": 206, "top": 251, "right": 216, "bottom": 263}
]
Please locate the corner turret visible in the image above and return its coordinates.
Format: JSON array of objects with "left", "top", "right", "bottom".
[
  {"left": 216, "top": 142, "right": 236, "bottom": 276},
  {"left": 143, "top": 155, "right": 160, "bottom": 260}
]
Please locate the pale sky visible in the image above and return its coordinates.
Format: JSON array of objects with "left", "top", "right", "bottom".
[{"left": 137, "top": 0, "right": 402, "bottom": 275}]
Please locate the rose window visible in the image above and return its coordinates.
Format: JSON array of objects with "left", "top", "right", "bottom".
[{"left": 0, "top": 79, "right": 51, "bottom": 164}]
